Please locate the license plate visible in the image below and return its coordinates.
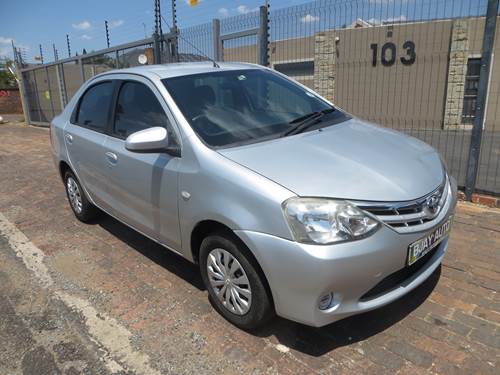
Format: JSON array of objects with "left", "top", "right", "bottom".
[{"left": 407, "top": 216, "right": 453, "bottom": 266}]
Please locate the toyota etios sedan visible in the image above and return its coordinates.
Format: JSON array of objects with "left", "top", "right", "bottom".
[{"left": 51, "top": 62, "right": 456, "bottom": 329}]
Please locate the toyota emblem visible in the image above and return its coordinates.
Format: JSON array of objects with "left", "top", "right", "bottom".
[{"left": 424, "top": 193, "right": 441, "bottom": 217}]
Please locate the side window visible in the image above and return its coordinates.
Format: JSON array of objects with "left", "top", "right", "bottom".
[
  {"left": 76, "top": 82, "right": 114, "bottom": 132},
  {"left": 113, "top": 81, "right": 170, "bottom": 138}
]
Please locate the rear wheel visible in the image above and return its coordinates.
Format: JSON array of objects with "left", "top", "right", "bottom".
[
  {"left": 64, "top": 171, "right": 99, "bottom": 222},
  {"left": 200, "top": 233, "right": 273, "bottom": 330}
]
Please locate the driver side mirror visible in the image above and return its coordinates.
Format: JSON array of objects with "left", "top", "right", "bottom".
[{"left": 125, "top": 127, "right": 171, "bottom": 153}]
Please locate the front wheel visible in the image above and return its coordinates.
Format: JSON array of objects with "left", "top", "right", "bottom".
[{"left": 199, "top": 233, "right": 273, "bottom": 330}]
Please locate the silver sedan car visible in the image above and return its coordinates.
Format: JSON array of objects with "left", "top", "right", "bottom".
[{"left": 51, "top": 62, "right": 456, "bottom": 329}]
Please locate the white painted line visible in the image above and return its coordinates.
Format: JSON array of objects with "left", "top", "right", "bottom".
[
  {"left": 0, "top": 212, "right": 53, "bottom": 288},
  {"left": 0, "top": 212, "right": 161, "bottom": 375}
]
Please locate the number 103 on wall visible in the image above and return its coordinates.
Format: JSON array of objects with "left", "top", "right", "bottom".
[{"left": 370, "top": 41, "right": 416, "bottom": 67}]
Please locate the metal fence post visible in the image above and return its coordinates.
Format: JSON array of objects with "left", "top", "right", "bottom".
[
  {"left": 171, "top": 28, "right": 180, "bottom": 62},
  {"left": 212, "top": 19, "right": 221, "bottom": 61},
  {"left": 45, "top": 66, "right": 56, "bottom": 119},
  {"left": 153, "top": 0, "right": 162, "bottom": 65},
  {"left": 258, "top": 5, "right": 269, "bottom": 66},
  {"left": 31, "top": 70, "right": 42, "bottom": 122},
  {"left": 79, "top": 57, "right": 85, "bottom": 84},
  {"left": 17, "top": 70, "right": 32, "bottom": 124},
  {"left": 56, "top": 63, "right": 67, "bottom": 108},
  {"left": 153, "top": 32, "right": 162, "bottom": 64},
  {"left": 464, "top": 0, "right": 499, "bottom": 199},
  {"left": 171, "top": 0, "right": 179, "bottom": 62}
]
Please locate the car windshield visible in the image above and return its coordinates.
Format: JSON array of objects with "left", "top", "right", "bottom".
[{"left": 162, "top": 69, "right": 349, "bottom": 148}]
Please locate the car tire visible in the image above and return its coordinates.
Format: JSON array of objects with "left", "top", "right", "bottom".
[
  {"left": 199, "top": 233, "right": 274, "bottom": 330},
  {"left": 64, "top": 170, "right": 100, "bottom": 222}
]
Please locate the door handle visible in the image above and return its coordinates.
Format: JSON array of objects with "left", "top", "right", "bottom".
[
  {"left": 105, "top": 151, "right": 118, "bottom": 164},
  {"left": 65, "top": 134, "right": 73, "bottom": 144}
]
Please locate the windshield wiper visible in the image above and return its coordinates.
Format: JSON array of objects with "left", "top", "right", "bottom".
[{"left": 282, "top": 108, "right": 334, "bottom": 136}]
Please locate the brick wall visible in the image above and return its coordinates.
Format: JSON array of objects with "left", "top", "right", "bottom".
[
  {"left": 443, "top": 20, "right": 470, "bottom": 130},
  {"left": 313, "top": 31, "right": 336, "bottom": 102},
  {"left": 0, "top": 88, "right": 23, "bottom": 114}
]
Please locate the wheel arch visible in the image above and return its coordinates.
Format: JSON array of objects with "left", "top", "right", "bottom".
[
  {"left": 190, "top": 219, "right": 275, "bottom": 309},
  {"left": 59, "top": 160, "right": 72, "bottom": 181}
]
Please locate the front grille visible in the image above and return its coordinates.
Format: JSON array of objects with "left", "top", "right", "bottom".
[
  {"left": 359, "top": 244, "right": 439, "bottom": 301},
  {"left": 356, "top": 177, "right": 449, "bottom": 233}
]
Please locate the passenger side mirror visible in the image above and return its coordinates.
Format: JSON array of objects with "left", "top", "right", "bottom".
[{"left": 125, "top": 127, "right": 169, "bottom": 153}]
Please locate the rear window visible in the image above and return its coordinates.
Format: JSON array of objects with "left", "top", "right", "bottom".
[{"left": 76, "top": 81, "right": 114, "bottom": 132}]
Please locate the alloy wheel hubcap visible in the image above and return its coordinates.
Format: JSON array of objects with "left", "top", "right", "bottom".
[
  {"left": 66, "top": 177, "right": 83, "bottom": 214},
  {"left": 207, "top": 248, "right": 252, "bottom": 315}
]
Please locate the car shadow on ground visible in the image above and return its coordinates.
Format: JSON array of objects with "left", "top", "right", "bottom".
[
  {"left": 94, "top": 212, "right": 440, "bottom": 357},
  {"left": 96, "top": 214, "right": 206, "bottom": 291}
]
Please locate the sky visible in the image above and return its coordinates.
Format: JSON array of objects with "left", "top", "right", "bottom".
[
  {"left": 0, "top": 0, "right": 296, "bottom": 62},
  {"left": 0, "top": 0, "right": 488, "bottom": 63}
]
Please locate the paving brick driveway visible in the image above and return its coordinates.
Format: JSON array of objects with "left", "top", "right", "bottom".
[{"left": 0, "top": 122, "right": 498, "bottom": 374}]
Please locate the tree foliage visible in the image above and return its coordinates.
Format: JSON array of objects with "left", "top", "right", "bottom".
[{"left": 0, "top": 59, "right": 17, "bottom": 88}]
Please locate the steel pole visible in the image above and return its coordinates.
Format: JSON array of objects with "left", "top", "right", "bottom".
[
  {"left": 465, "top": 0, "right": 499, "bottom": 199},
  {"left": 258, "top": 5, "right": 269, "bottom": 66}
]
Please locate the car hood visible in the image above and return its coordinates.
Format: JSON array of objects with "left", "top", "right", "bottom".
[{"left": 218, "top": 118, "right": 445, "bottom": 202}]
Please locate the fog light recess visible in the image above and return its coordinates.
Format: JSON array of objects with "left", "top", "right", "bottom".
[{"left": 318, "top": 292, "right": 334, "bottom": 310}]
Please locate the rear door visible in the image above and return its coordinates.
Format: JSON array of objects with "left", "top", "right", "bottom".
[
  {"left": 64, "top": 80, "right": 116, "bottom": 210},
  {"left": 103, "top": 77, "right": 182, "bottom": 249}
]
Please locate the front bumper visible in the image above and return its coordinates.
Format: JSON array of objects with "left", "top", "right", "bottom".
[{"left": 235, "top": 180, "right": 457, "bottom": 327}]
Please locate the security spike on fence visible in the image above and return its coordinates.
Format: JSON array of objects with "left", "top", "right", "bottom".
[
  {"left": 171, "top": 0, "right": 177, "bottom": 30},
  {"left": 158, "top": 0, "right": 163, "bottom": 36},
  {"left": 52, "top": 43, "right": 58, "bottom": 61},
  {"left": 11, "top": 40, "right": 17, "bottom": 65},
  {"left": 66, "top": 34, "right": 71, "bottom": 57},
  {"left": 154, "top": 0, "right": 160, "bottom": 35},
  {"left": 39, "top": 44, "right": 44, "bottom": 64},
  {"left": 105, "top": 20, "right": 110, "bottom": 48}
]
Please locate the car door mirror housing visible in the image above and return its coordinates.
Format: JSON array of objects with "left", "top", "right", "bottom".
[{"left": 125, "top": 127, "right": 170, "bottom": 153}]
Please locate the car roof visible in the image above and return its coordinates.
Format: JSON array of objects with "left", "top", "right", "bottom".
[{"left": 97, "top": 61, "right": 262, "bottom": 80}]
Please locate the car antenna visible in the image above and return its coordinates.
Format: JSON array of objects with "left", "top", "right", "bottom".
[{"left": 161, "top": 15, "right": 220, "bottom": 68}]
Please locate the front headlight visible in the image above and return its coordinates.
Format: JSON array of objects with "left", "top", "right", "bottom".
[{"left": 282, "top": 197, "right": 379, "bottom": 245}]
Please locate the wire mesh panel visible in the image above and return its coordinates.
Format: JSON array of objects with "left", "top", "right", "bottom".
[
  {"left": 22, "top": 70, "right": 43, "bottom": 123},
  {"left": 269, "top": 0, "right": 489, "bottom": 191},
  {"left": 22, "top": 66, "right": 61, "bottom": 122},
  {"left": 220, "top": 10, "right": 260, "bottom": 64},
  {"left": 270, "top": 2, "right": 324, "bottom": 89},
  {"left": 82, "top": 52, "right": 118, "bottom": 80},
  {"left": 28, "top": 68, "right": 55, "bottom": 123},
  {"left": 220, "top": 9, "right": 260, "bottom": 35},
  {"left": 476, "top": 20, "right": 500, "bottom": 194},
  {"left": 35, "top": 68, "right": 53, "bottom": 122},
  {"left": 222, "top": 35, "right": 258, "bottom": 64},
  {"left": 62, "top": 60, "right": 82, "bottom": 101},
  {"left": 46, "top": 65, "right": 62, "bottom": 115},
  {"left": 177, "top": 22, "right": 213, "bottom": 62}
]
